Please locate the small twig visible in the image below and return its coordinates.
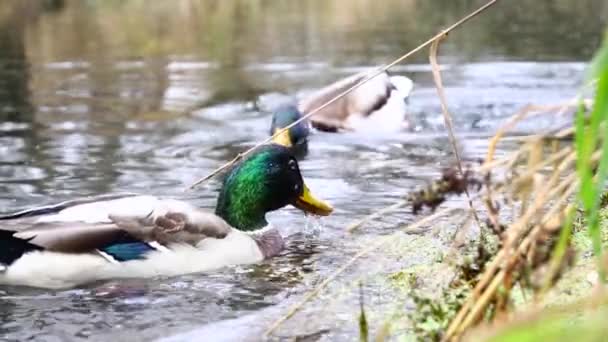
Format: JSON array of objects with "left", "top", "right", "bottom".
[
  {"left": 506, "top": 147, "right": 573, "bottom": 183},
  {"left": 485, "top": 82, "right": 597, "bottom": 164},
  {"left": 263, "top": 207, "right": 460, "bottom": 337},
  {"left": 429, "top": 33, "right": 483, "bottom": 231},
  {"left": 187, "top": 0, "right": 500, "bottom": 190},
  {"left": 347, "top": 200, "right": 409, "bottom": 233},
  {"left": 487, "top": 104, "right": 553, "bottom": 163},
  {"left": 429, "top": 37, "right": 462, "bottom": 172},
  {"left": 359, "top": 282, "right": 369, "bottom": 342}
]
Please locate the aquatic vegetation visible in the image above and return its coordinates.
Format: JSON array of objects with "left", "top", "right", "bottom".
[
  {"left": 437, "top": 29, "right": 608, "bottom": 340},
  {"left": 409, "top": 165, "right": 484, "bottom": 215},
  {"left": 410, "top": 284, "right": 471, "bottom": 341}
]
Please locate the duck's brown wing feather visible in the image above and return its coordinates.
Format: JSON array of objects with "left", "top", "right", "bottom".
[
  {"left": 4, "top": 210, "right": 231, "bottom": 255},
  {"left": 13, "top": 222, "right": 128, "bottom": 253},
  {"left": 110, "top": 211, "right": 231, "bottom": 246},
  {"left": 299, "top": 70, "right": 393, "bottom": 131}
]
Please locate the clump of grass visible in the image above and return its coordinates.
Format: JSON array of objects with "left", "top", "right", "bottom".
[
  {"left": 391, "top": 29, "right": 608, "bottom": 340},
  {"left": 574, "top": 29, "right": 608, "bottom": 282},
  {"left": 392, "top": 31, "right": 602, "bottom": 341},
  {"left": 463, "top": 291, "right": 608, "bottom": 342},
  {"left": 435, "top": 29, "right": 608, "bottom": 340}
]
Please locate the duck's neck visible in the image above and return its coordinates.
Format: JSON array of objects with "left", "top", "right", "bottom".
[
  {"left": 214, "top": 182, "right": 269, "bottom": 232},
  {"left": 253, "top": 227, "right": 285, "bottom": 258},
  {"left": 215, "top": 204, "right": 268, "bottom": 232},
  {"left": 214, "top": 150, "right": 282, "bottom": 232}
]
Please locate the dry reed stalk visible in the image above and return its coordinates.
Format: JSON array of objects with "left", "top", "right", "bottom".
[
  {"left": 494, "top": 154, "right": 571, "bottom": 258},
  {"left": 456, "top": 181, "right": 578, "bottom": 335},
  {"left": 485, "top": 103, "right": 572, "bottom": 163},
  {"left": 346, "top": 33, "right": 492, "bottom": 235},
  {"left": 484, "top": 96, "right": 594, "bottom": 164},
  {"left": 505, "top": 147, "right": 573, "bottom": 184},
  {"left": 479, "top": 134, "right": 573, "bottom": 178},
  {"left": 347, "top": 200, "right": 409, "bottom": 233},
  {"left": 430, "top": 34, "right": 482, "bottom": 232}
]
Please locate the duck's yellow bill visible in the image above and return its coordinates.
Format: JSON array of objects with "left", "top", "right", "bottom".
[
  {"left": 292, "top": 184, "right": 333, "bottom": 216},
  {"left": 272, "top": 128, "right": 292, "bottom": 147}
]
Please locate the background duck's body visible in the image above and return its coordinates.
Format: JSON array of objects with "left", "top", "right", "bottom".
[
  {"left": 0, "top": 145, "right": 332, "bottom": 289},
  {"left": 298, "top": 71, "right": 414, "bottom": 132},
  {"left": 270, "top": 71, "right": 414, "bottom": 152}
]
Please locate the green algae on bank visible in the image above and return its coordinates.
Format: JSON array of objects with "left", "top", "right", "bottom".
[
  {"left": 533, "top": 204, "right": 608, "bottom": 307},
  {"left": 383, "top": 200, "right": 608, "bottom": 341}
]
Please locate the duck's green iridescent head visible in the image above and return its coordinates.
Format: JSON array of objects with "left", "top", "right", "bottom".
[
  {"left": 215, "top": 144, "right": 332, "bottom": 231},
  {"left": 270, "top": 104, "right": 310, "bottom": 157}
]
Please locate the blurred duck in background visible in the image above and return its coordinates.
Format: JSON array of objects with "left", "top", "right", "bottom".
[{"left": 270, "top": 70, "right": 414, "bottom": 155}]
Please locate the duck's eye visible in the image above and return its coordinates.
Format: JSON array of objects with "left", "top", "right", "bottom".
[
  {"left": 294, "top": 183, "right": 300, "bottom": 192},
  {"left": 288, "top": 159, "right": 297, "bottom": 171}
]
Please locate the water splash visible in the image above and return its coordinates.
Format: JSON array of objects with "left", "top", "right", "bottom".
[{"left": 302, "top": 215, "right": 324, "bottom": 237}]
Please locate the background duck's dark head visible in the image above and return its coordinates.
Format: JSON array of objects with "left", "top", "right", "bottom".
[
  {"left": 215, "top": 144, "right": 332, "bottom": 231},
  {"left": 269, "top": 104, "right": 310, "bottom": 158}
]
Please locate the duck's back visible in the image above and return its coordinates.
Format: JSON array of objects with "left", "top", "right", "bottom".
[{"left": 0, "top": 193, "right": 139, "bottom": 221}]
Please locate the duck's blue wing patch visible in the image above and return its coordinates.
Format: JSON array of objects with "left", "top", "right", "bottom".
[
  {"left": 99, "top": 235, "right": 157, "bottom": 262},
  {"left": 101, "top": 242, "right": 155, "bottom": 262},
  {"left": 0, "top": 229, "right": 159, "bottom": 266}
]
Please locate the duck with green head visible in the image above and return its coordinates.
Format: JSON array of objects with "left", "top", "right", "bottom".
[
  {"left": 270, "top": 71, "right": 414, "bottom": 152},
  {"left": 0, "top": 144, "right": 332, "bottom": 289}
]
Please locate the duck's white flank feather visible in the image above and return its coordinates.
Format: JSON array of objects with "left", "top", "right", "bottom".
[{"left": 0, "top": 229, "right": 263, "bottom": 289}]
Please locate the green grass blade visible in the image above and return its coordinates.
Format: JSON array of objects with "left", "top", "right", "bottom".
[
  {"left": 575, "top": 31, "right": 608, "bottom": 281},
  {"left": 587, "top": 31, "right": 608, "bottom": 81}
]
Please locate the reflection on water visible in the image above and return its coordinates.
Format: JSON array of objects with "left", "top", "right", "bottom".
[{"left": 0, "top": 0, "right": 606, "bottom": 340}]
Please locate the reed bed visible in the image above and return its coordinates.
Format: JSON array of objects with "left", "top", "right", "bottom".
[{"left": 441, "top": 30, "right": 608, "bottom": 341}]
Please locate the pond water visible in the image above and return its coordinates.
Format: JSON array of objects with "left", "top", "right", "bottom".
[{"left": 0, "top": 0, "right": 606, "bottom": 341}]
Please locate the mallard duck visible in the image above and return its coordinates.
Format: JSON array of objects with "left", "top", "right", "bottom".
[
  {"left": 270, "top": 71, "right": 414, "bottom": 148},
  {"left": 269, "top": 104, "right": 311, "bottom": 157},
  {"left": 0, "top": 144, "right": 333, "bottom": 289}
]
